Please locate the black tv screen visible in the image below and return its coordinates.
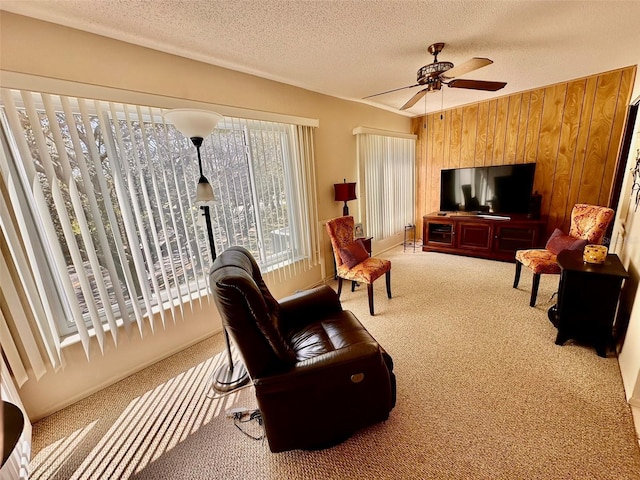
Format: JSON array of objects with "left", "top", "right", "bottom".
[{"left": 440, "top": 163, "right": 536, "bottom": 215}]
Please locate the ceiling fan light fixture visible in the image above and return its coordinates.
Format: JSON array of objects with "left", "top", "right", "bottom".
[
  {"left": 427, "top": 80, "right": 442, "bottom": 92},
  {"left": 417, "top": 62, "right": 454, "bottom": 84}
]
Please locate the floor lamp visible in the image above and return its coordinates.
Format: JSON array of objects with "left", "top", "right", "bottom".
[{"left": 163, "top": 108, "right": 250, "bottom": 393}]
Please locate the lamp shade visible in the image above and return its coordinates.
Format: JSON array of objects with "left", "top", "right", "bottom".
[
  {"left": 334, "top": 181, "right": 357, "bottom": 202},
  {"left": 163, "top": 109, "right": 223, "bottom": 139},
  {"left": 195, "top": 177, "right": 215, "bottom": 204}
]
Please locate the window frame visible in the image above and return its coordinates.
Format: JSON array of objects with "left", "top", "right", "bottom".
[{"left": 1, "top": 90, "right": 316, "bottom": 339}]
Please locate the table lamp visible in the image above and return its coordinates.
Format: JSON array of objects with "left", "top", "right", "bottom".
[{"left": 334, "top": 179, "right": 357, "bottom": 216}]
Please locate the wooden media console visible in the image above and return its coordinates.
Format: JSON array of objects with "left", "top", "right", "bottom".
[{"left": 422, "top": 212, "right": 546, "bottom": 262}]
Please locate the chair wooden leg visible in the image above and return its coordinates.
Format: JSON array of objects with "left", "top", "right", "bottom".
[
  {"left": 351, "top": 281, "right": 356, "bottom": 292},
  {"left": 337, "top": 277, "right": 343, "bottom": 298},
  {"left": 530, "top": 273, "right": 540, "bottom": 307},
  {"left": 385, "top": 270, "right": 391, "bottom": 298},
  {"left": 367, "top": 283, "right": 374, "bottom": 316},
  {"left": 513, "top": 261, "right": 522, "bottom": 288}
]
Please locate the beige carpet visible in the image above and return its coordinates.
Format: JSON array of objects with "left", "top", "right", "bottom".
[{"left": 29, "top": 247, "right": 640, "bottom": 479}]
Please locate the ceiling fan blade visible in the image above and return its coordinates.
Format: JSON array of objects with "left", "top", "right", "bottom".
[
  {"left": 363, "top": 83, "right": 420, "bottom": 99},
  {"left": 447, "top": 79, "right": 507, "bottom": 91},
  {"left": 442, "top": 57, "right": 493, "bottom": 79},
  {"left": 401, "top": 89, "right": 428, "bottom": 110}
]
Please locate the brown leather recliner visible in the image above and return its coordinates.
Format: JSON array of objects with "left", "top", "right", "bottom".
[{"left": 209, "top": 246, "right": 396, "bottom": 453}]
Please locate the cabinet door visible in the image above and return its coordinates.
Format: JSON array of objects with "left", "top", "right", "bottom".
[
  {"left": 457, "top": 222, "right": 492, "bottom": 251},
  {"left": 425, "top": 221, "right": 454, "bottom": 246},
  {"left": 493, "top": 224, "right": 539, "bottom": 255}
]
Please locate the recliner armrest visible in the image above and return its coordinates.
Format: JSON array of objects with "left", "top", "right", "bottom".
[
  {"left": 253, "top": 341, "right": 383, "bottom": 391},
  {"left": 279, "top": 285, "right": 342, "bottom": 329}
]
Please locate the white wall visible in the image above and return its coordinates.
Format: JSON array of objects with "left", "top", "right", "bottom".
[
  {"left": 0, "top": 12, "right": 411, "bottom": 420},
  {"left": 611, "top": 102, "right": 640, "bottom": 407}
]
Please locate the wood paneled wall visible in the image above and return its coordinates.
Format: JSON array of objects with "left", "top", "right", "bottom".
[{"left": 412, "top": 66, "right": 636, "bottom": 239}]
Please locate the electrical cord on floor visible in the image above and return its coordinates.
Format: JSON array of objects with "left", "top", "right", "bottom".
[{"left": 232, "top": 409, "right": 265, "bottom": 441}]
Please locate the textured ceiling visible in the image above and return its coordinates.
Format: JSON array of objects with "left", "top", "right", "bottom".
[{"left": 2, "top": 0, "right": 640, "bottom": 117}]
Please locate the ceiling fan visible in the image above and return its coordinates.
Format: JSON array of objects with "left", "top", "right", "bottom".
[{"left": 365, "top": 42, "right": 507, "bottom": 111}]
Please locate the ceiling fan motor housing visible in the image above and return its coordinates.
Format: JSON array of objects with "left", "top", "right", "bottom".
[{"left": 417, "top": 62, "right": 453, "bottom": 84}]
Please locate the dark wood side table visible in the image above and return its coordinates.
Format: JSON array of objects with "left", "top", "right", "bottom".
[
  {"left": 549, "top": 250, "right": 628, "bottom": 357},
  {"left": 359, "top": 236, "right": 373, "bottom": 256}
]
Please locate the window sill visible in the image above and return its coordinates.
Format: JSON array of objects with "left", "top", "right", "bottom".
[{"left": 59, "top": 286, "right": 213, "bottom": 349}]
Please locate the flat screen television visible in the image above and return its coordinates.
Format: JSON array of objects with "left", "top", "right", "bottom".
[{"left": 440, "top": 163, "right": 536, "bottom": 215}]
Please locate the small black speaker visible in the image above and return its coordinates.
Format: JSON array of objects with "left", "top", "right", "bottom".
[{"left": 528, "top": 191, "right": 542, "bottom": 219}]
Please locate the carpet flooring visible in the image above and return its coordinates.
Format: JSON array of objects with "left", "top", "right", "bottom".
[{"left": 29, "top": 247, "right": 640, "bottom": 479}]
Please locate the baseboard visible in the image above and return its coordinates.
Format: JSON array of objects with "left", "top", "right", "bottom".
[
  {"left": 32, "top": 328, "right": 222, "bottom": 421},
  {"left": 376, "top": 241, "right": 404, "bottom": 256}
]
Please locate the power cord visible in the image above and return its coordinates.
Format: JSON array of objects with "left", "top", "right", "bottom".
[
  {"left": 208, "top": 380, "right": 264, "bottom": 443},
  {"left": 231, "top": 408, "right": 264, "bottom": 441}
]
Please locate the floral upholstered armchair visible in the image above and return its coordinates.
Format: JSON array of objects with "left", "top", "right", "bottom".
[
  {"left": 325, "top": 216, "right": 391, "bottom": 315},
  {"left": 513, "top": 203, "right": 614, "bottom": 306}
]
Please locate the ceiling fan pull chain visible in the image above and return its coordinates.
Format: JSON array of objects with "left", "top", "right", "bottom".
[{"left": 424, "top": 93, "right": 428, "bottom": 129}]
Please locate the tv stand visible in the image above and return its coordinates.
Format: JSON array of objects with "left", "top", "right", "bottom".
[{"left": 422, "top": 212, "right": 546, "bottom": 262}]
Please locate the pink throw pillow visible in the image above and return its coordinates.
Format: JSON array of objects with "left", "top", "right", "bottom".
[
  {"left": 545, "top": 228, "right": 588, "bottom": 255},
  {"left": 339, "top": 239, "right": 369, "bottom": 268}
]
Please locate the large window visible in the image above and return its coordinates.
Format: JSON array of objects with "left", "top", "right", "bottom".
[{"left": 0, "top": 89, "right": 318, "bottom": 352}]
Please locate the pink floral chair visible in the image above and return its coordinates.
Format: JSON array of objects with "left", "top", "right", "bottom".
[
  {"left": 326, "top": 216, "right": 391, "bottom": 315},
  {"left": 513, "top": 204, "right": 614, "bottom": 306}
]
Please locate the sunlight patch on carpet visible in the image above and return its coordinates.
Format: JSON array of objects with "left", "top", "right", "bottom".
[{"left": 29, "top": 347, "right": 250, "bottom": 479}]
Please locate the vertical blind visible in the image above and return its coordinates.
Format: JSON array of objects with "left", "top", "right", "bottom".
[
  {"left": 0, "top": 88, "right": 319, "bottom": 382},
  {"left": 356, "top": 132, "right": 416, "bottom": 239}
]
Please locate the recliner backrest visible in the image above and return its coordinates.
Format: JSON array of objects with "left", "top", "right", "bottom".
[{"left": 209, "top": 246, "right": 296, "bottom": 378}]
